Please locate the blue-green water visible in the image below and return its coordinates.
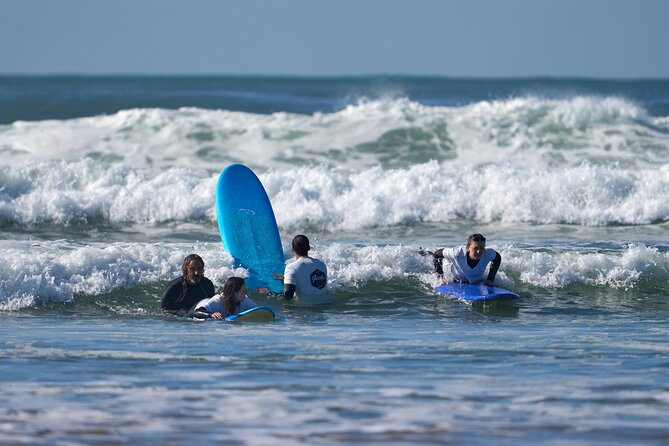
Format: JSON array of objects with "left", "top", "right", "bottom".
[{"left": 0, "top": 76, "right": 668, "bottom": 445}]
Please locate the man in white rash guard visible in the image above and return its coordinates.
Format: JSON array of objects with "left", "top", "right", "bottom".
[
  {"left": 275, "top": 234, "right": 330, "bottom": 304},
  {"left": 430, "top": 233, "right": 501, "bottom": 286}
]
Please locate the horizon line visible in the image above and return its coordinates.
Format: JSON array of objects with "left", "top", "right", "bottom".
[{"left": 1, "top": 72, "right": 668, "bottom": 82}]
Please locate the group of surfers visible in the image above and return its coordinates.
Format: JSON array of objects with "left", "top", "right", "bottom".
[{"left": 160, "top": 233, "right": 503, "bottom": 319}]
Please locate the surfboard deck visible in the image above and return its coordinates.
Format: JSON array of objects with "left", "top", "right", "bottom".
[
  {"left": 216, "top": 164, "right": 285, "bottom": 293},
  {"left": 225, "top": 306, "right": 275, "bottom": 322},
  {"left": 188, "top": 305, "right": 276, "bottom": 322},
  {"left": 435, "top": 283, "right": 519, "bottom": 302}
]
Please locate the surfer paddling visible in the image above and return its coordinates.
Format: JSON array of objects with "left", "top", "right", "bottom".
[
  {"left": 192, "top": 277, "right": 257, "bottom": 319},
  {"left": 425, "top": 234, "right": 501, "bottom": 286}
]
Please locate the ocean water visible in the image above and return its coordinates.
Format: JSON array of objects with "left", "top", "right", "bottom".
[{"left": 1, "top": 76, "right": 668, "bottom": 445}]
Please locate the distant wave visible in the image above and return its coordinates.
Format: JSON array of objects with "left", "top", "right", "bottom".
[
  {"left": 266, "top": 162, "right": 669, "bottom": 228},
  {"left": 1, "top": 96, "right": 667, "bottom": 170},
  {"left": 1, "top": 240, "right": 667, "bottom": 310},
  {"left": 1, "top": 160, "right": 668, "bottom": 228}
]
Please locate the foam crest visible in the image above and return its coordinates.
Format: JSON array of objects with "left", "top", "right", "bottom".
[
  {"left": 449, "top": 96, "right": 668, "bottom": 168},
  {"left": 1, "top": 105, "right": 413, "bottom": 170},
  {"left": 286, "top": 243, "right": 669, "bottom": 291},
  {"left": 2, "top": 240, "right": 666, "bottom": 310},
  {"left": 318, "top": 243, "right": 430, "bottom": 289},
  {"left": 0, "top": 240, "right": 238, "bottom": 310},
  {"left": 268, "top": 162, "right": 669, "bottom": 230},
  {"left": 507, "top": 244, "right": 669, "bottom": 288},
  {"left": 1, "top": 96, "right": 667, "bottom": 170},
  {"left": 0, "top": 159, "right": 217, "bottom": 225},
  {"left": 1, "top": 160, "right": 668, "bottom": 228}
]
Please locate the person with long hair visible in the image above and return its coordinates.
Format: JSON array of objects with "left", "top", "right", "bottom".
[
  {"left": 194, "top": 277, "right": 257, "bottom": 319},
  {"left": 160, "top": 254, "right": 216, "bottom": 315}
]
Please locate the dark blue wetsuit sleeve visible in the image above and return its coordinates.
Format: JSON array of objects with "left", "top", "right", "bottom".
[
  {"left": 283, "top": 283, "right": 296, "bottom": 301},
  {"left": 187, "top": 278, "right": 217, "bottom": 318},
  {"left": 160, "top": 277, "right": 183, "bottom": 311},
  {"left": 202, "top": 278, "right": 215, "bottom": 298},
  {"left": 486, "top": 252, "right": 502, "bottom": 282},
  {"left": 190, "top": 308, "right": 212, "bottom": 319},
  {"left": 432, "top": 248, "right": 445, "bottom": 277}
]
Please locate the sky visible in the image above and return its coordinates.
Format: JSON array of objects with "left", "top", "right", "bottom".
[{"left": 1, "top": 0, "right": 668, "bottom": 78}]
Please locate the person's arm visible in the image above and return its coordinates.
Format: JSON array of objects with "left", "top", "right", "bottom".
[
  {"left": 281, "top": 263, "right": 300, "bottom": 301},
  {"left": 202, "top": 278, "right": 216, "bottom": 298},
  {"left": 160, "top": 293, "right": 175, "bottom": 311},
  {"left": 160, "top": 279, "right": 181, "bottom": 311},
  {"left": 189, "top": 295, "right": 223, "bottom": 319},
  {"left": 254, "top": 272, "right": 292, "bottom": 300},
  {"left": 283, "top": 283, "right": 296, "bottom": 301},
  {"left": 189, "top": 307, "right": 215, "bottom": 319},
  {"left": 432, "top": 248, "right": 445, "bottom": 278},
  {"left": 190, "top": 301, "right": 220, "bottom": 319},
  {"left": 484, "top": 252, "right": 502, "bottom": 285},
  {"left": 255, "top": 284, "right": 295, "bottom": 300}
]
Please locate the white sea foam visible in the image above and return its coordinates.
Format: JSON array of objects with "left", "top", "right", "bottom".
[
  {"left": 2, "top": 240, "right": 665, "bottom": 309},
  {"left": 0, "top": 159, "right": 217, "bottom": 225},
  {"left": 1, "top": 96, "right": 667, "bottom": 170},
  {"left": 320, "top": 243, "right": 669, "bottom": 291},
  {"left": 505, "top": 244, "right": 669, "bottom": 289},
  {"left": 2, "top": 96, "right": 667, "bottom": 230},
  {"left": 2, "top": 159, "right": 667, "bottom": 228},
  {"left": 1, "top": 96, "right": 666, "bottom": 229},
  {"left": 269, "top": 162, "right": 669, "bottom": 229},
  {"left": 0, "top": 240, "right": 241, "bottom": 310}
]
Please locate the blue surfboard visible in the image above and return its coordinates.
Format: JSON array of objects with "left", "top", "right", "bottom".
[
  {"left": 225, "top": 306, "right": 275, "bottom": 322},
  {"left": 435, "top": 283, "right": 520, "bottom": 302},
  {"left": 216, "top": 164, "right": 285, "bottom": 293}
]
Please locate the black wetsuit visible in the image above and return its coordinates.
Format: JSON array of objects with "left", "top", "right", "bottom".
[{"left": 160, "top": 277, "right": 216, "bottom": 315}]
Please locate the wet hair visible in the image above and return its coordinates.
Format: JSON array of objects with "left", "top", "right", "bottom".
[
  {"left": 466, "top": 234, "right": 486, "bottom": 247},
  {"left": 181, "top": 254, "right": 204, "bottom": 292},
  {"left": 292, "top": 235, "right": 311, "bottom": 256},
  {"left": 222, "top": 277, "right": 246, "bottom": 316}
]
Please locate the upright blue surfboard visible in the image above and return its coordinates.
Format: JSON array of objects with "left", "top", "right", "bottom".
[
  {"left": 435, "top": 283, "right": 519, "bottom": 302},
  {"left": 216, "top": 164, "right": 285, "bottom": 293}
]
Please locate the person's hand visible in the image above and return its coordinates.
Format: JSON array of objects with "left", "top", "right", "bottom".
[
  {"left": 272, "top": 272, "right": 285, "bottom": 281},
  {"left": 255, "top": 287, "right": 270, "bottom": 295},
  {"left": 418, "top": 247, "right": 433, "bottom": 256},
  {"left": 211, "top": 312, "right": 223, "bottom": 319}
]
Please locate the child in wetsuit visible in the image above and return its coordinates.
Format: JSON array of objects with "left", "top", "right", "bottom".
[{"left": 194, "top": 277, "right": 256, "bottom": 319}]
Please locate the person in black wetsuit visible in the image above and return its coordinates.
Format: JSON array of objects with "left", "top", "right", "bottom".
[{"left": 160, "top": 254, "right": 216, "bottom": 316}]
